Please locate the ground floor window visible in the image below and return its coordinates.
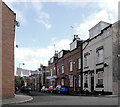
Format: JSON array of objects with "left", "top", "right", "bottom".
[
  {"left": 61, "top": 79, "right": 64, "bottom": 85},
  {"left": 78, "top": 75, "right": 81, "bottom": 87},
  {"left": 84, "top": 74, "right": 88, "bottom": 88},
  {"left": 96, "top": 71, "right": 104, "bottom": 88},
  {"left": 69, "top": 75, "right": 73, "bottom": 87},
  {"left": 98, "top": 71, "right": 103, "bottom": 85}
]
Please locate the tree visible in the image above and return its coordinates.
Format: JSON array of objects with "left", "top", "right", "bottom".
[{"left": 15, "top": 76, "right": 21, "bottom": 89}]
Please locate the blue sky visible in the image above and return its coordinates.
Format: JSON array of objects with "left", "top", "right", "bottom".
[{"left": 3, "top": 0, "right": 118, "bottom": 74}]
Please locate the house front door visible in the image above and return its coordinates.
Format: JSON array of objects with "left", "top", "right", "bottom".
[
  {"left": 91, "top": 76, "right": 94, "bottom": 92},
  {"left": 74, "top": 76, "right": 76, "bottom": 91}
]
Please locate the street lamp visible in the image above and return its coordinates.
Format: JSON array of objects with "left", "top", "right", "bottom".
[{"left": 19, "top": 63, "right": 25, "bottom": 68}]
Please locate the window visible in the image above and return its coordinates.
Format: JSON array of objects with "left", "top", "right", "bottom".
[
  {"left": 84, "top": 74, "right": 88, "bottom": 87},
  {"left": 98, "top": 71, "right": 103, "bottom": 85},
  {"left": 70, "top": 61, "right": 72, "bottom": 72},
  {"left": 61, "top": 65, "right": 64, "bottom": 74},
  {"left": 78, "top": 58, "right": 81, "bottom": 69},
  {"left": 61, "top": 79, "right": 64, "bottom": 85},
  {"left": 84, "top": 55, "right": 88, "bottom": 67},
  {"left": 96, "top": 48, "right": 103, "bottom": 64},
  {"left": 57, "top": 66, "right": 59, "bottom": 75},
  {"left": 53, "top": 67, "right": 56, "bottom": 75},
  {"left": 69, "top": 75, "right": 73, "bottom": 87},
  {"left": 78, "top": 75, "right": 81, "bottom": 87}
]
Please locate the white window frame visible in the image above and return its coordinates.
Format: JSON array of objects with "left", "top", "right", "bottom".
[
  {"left": 70, "top": 61, "right": 72, "bottom": 72},
  {"left": 78, "top": 57, "right": 81, "bottom": 69},
  {"left": 78, "top": 75, "right": 81, "bottom": 87},
  {"left": 84, "top": 55, "right": 88, "bottom": 67},
  {"left": 61, "top": 65, "right": 64, "bottom": 74},
  {"left": 96, "top": 48, "right": 103, "bottom": 64},
  {"left": 61, "top": 79, "right": 64, "bottom": 85},
  {"left": 69, "top": 75, "right": 73, "bottom": 87},
  {"left": 97, "top": 71, "right": 103, "bottom": 85},
  {"left": 57, "top": 66, "right": 59, "bottom": 75}
]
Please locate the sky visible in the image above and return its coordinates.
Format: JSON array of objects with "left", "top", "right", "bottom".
[{"left": 2, "top": 0, "right": 119, "bottom": 75}]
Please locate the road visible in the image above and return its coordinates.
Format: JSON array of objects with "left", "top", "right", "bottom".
[{"left": 14, "top": 91, "right": 119, "bottom": 105}]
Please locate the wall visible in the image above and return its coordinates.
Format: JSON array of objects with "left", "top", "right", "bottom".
[
  {"left": 83, "top": 25, "right": 113, "bottom": 93},
  {"left": 57, "top": 45, "right": 81, "bottom": 92},
  {"left": 2, "top": 2, "right": 16, "bottom": 98}
]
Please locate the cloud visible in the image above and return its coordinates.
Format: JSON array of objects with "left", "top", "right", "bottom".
[
  {"left": 31, "top": 2, "right": 52, "bottom": 29},
  {"left": 3, "top": 0, "right": 52, "bottom": 29},
  {"left": 74, "top": 0, "right": 118, "bottom": 40},
  {"left": 36, "top": 12, "right": 52, "bottom": 29},
  {"left": 15, "top": 39, "right": 71, "bottom": 72}
]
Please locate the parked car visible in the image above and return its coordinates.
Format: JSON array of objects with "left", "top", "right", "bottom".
[
  {"left": 55, "top": 85, "right": 61, "bottom": 93},
  {"left": 41, "top": 86, "right": 49, "bottom": 93},
  {"left": 60, "top": 85, "right": 69, "bottom": 94},
  {"left": 56, "top": 85, "right": 69, "bottom": 94},
  {"left": 48, "top": 86, "right": 55, "bottom": 93},
  {"left": 21, "top": 86, "right": 31, "bottom": 93},
  {"left": 45, "top": 86, "right": 49, "bottom": 93}
]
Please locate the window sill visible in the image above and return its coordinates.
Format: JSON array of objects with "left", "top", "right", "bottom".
[
  {"left": 96, "top": 84, "right": 104, "bottom": 88},
  {"left": 96, "top": 62, "right": 104, "bottom": 66},
  {"left": 69, "top": 71, "right": 73, "bottom": 72},
  {"left": 84, "top": 66, "right": 89, "bottom": 69}
]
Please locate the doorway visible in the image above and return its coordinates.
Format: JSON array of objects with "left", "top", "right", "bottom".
[
  {"left": 74, "top": 76, "right": 76, "bottom": 91},
  {"left": 91, "top": 76, "right": 94, "bottom": 92}
]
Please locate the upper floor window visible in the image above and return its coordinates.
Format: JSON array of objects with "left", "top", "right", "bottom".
[
  {"left": 61, "top": 65, "right": 64, "bottom": 74},
  {"left": 69, "top": 61, "right": 72, "bottom": 72},
  {"left": 96, "top": 46, "right": 104, "bottom": 64},
  {"left": 84, "top": 54, "right": 88, "bottom": 67},
  {"left": 78, "top": 57, "right": 81, "bottom": 69},
  {"left": 57, "top": 66, "right": 59, "bottom": 75}
]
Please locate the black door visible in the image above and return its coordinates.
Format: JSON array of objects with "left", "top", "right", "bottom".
[{"left": 91, "top": 77, "right": 94, "bottom": 92}]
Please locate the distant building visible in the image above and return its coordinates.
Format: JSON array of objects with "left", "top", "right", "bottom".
[
  {"left": 47, "top": 53, "right": 58, "bottom": 87},
  {"left": 82, "top": 21, "right": 119, "bottom": 95},
  {"left": 1, "top": 2, "right": 16, "bottom": 99}
]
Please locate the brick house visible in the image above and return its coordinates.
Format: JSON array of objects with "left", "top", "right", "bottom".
[
  {"left": 1, "top": 2, "right": 16, "bottom": 99},
  {"left": 56, "top": 35, "right": 82, "bottom": 93},
  {"left": 46, "top": 53, "right": 58, "bottom": 87}
]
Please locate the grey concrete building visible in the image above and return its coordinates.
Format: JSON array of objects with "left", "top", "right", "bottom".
[{"left": 82, "top": 21, "right": 119, "bottom": 95}]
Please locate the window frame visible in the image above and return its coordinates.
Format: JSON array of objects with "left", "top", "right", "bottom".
[
  {"left": 69, "top": 61, "right": 73, "bottom": 72},
  {"left": 78, "top": 57, "right": 81, "bottom": 70},
  {"left": 61, "top": 65, "right": 64, "bottom": 74}
]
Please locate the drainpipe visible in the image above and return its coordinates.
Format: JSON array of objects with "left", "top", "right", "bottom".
[{"left": 80, "top": 39, "right": 90, "bottom": 94}]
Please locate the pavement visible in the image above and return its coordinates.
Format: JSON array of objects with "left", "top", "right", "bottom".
[{"left": 1, "top": 94, "right": 33, "bottom": 105}]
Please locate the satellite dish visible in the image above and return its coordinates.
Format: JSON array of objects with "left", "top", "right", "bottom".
[{"left": 15, "top": 20, "right": 20, "bottom": 27}]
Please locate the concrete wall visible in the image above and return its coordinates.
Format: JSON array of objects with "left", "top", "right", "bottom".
[
  {"left": 83, "top": 25, "right": 113, "bottom": 93},
  {"left": 2, "top": 2, "right": 16, "bottom": 99},
  {"left": 112, "top": 21, "right": 119, "bottom": 95}
]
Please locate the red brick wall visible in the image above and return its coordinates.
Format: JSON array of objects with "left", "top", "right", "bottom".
[
  {"left": 2, "top": 2, "right": 16, "bottom": 99},
  {"left": 57, "top": 46, "right": 81, "bottom": 92}
]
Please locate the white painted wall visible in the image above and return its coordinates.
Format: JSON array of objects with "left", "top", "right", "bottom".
[{"left": 83, "top": 26, "right": 113, "bottom": 93}]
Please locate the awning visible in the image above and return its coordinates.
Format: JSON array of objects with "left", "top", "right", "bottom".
[{"left": 46, "top": 75, "right": 57, "bottom": 80}]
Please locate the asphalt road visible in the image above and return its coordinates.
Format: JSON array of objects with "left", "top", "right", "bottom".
[{"left": 15, "top": 91, "right": 119, "bottom": 105}]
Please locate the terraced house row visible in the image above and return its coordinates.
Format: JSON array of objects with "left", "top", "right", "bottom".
[{"left": 29, "top": 21, "right": 120, "bottom": 95}]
